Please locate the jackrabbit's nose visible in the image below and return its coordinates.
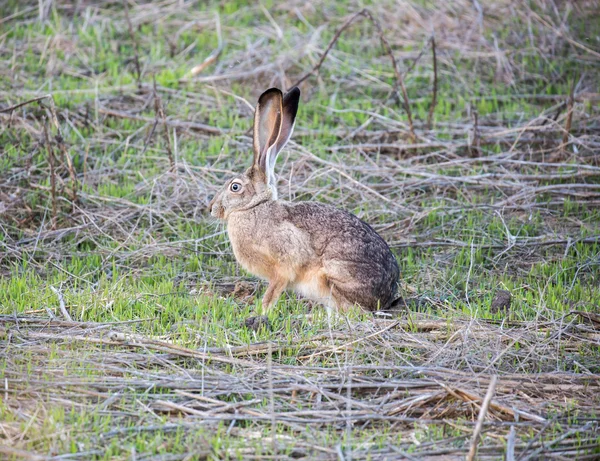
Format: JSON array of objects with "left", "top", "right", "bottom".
[{"left": 207, "top": 195, "right": 215, "bottom": 213}]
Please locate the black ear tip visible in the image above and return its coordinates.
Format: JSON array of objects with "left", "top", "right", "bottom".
[
  {"left": 286, "top": 87, "right": 301, "bottom": 100},
  {"left": 287, "top": 86, "right": 300, "bottom": 96},
  {"left": 283, "top": 87, "right": 301, "bottom": 115}
]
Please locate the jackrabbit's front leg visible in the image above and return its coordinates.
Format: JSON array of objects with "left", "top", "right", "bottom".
[
  {"left": 260, "top": 276, "right": 288, "bottom": 313},
  {"left": 245, "top": 277, "right": 288, "bottom": 330}
]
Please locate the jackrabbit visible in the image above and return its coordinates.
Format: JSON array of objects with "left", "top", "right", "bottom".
[{"left": 209, "top": 87, "right": 399, "bottom": 314}]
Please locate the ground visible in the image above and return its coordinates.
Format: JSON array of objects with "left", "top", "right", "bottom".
[{"left": 1, "top": 0, "right": 600, "bottom": 460}]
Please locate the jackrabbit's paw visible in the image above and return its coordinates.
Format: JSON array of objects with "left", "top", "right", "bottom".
[{"left": 244, "top": 315, "right": 270, "bottom": 331}]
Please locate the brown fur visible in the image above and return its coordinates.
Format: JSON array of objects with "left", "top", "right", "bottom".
[{"left": 209, "top": 87, "right": 399, "bottom": 314}]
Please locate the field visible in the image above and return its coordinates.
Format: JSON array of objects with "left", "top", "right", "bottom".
[{"left": 1, "top": 0, "right": 600, "bottom": 459}]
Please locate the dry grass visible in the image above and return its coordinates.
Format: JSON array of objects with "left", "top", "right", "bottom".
[{"left": 2, "top": 312, "right": 600, "bottom": 459}]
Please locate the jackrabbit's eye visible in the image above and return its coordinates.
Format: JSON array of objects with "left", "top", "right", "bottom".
[{"left": 230, "top": 182, "right": 242, "bottom": 193}]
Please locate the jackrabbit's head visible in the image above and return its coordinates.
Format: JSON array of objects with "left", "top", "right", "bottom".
[{"left": 209, "top": 87, "right": 300, "bottom": 220}]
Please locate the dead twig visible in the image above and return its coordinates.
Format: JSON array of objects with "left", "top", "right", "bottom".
[
  {"left": 466, "top": 375, "right": 498, "bottom": 461},
  {"left": 427, "top": 35, "right": 438, "bottom": 130},
  {"left": 452, "top": 384, "right": 545, "bottom": 423},
  {"left": 42, "top": 117, "right": 58, "bottom": 229},
  {"left": 468, "top": 107, "right": 481, "bottom": 157},
  {"left": 187, "top": 12, "right": 223, "bottom": 77},
  {"left": 293, "top": 10, "right": 366, "bottom": 88},
  {"left": 0, "top": 94, "right": 52, "bottom": 114},
  {"left": 98, "top": 107, "right": 224, "bottom": 135},
  {"left": 292, "top": 9, "right": 416, "bottom": 141},
  {"left": 393, "top": 236, "right": 600, "bottom": 250},
  {"left": 123, "top": 0, "right": 142, "bottom": 90},
  {"left": 37, "top": 98, "right": 78, "bottom": 206},
  {"left": 361, "top": 9, "right": 416, "bottom": 142},
  {"left": 520, "top": 421, "right": 595, "bottom": 461},
  {"left": 530, "top": 10, "right": 600, "bottom": 60},
  {"left": 58, "top": 138, "right": 78, "bottom": 206},
  {"left": 153, "top": 78, "right": 175, "bottom": 171},
  {"left": 50, "top": 286, "right": 73, "bottom": 322},
  {"left": 562, "top": 75, "right": 576, "bottom": 153},
  {"left": 506, "top": 424, "right": 517, "bottom": 461}
]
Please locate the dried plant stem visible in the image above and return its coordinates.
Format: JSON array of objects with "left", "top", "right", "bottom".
[
  {"left": 469, "top": 108, "right": 481, "bottom": 157},
  {"left": 58, "top": 139, "right": 78, "bottom": 206},
  {"left": 466, "top": 375, "right": 498, "bottom": 461},
  {"left": 42, "top": 117, "right": 58, "bottom": 229},
  {"left": 427, "top": 35, "right": 438, "bottom": 130},
  {"left": 50, "top": 286, "right": 73, "bottom": 322},
  {"left": 187, "top": 12, "right": 223, "bottom": 77},
  {"left": 293, "top": 9, "right": 416, "bottom": 141},
  {"left": 42, "top": 98, "right": 78, "bottom": 206},
  {"left": 562, "top": 75, "right": 576, "bottom": 151},
  {"left": 521, "top": 421, "right": 595, "bottom": 461},
  {"left": 123, "top": 0, "right": 142, "bottom": 90},
  {"left": 153, "top": 78, "right": 175, "bottom": 171},
  {"left": 82, "top": 142, "right": 90, "bottom": 182},
  {"left": 403, "top": 40, "right": 429, "bottom": 77},
  {"left": 507, "top": 425, "right": 516, "bottom": 461},
  {"left": 361, "top": 9, "right": 415, "bottom": 141},
  {"left": 293, "top": 10, "right": 365, "bottom": 88},
  {"left": 99, "top": 106, "right": 224, "bottom": 135},
  {"left": 0, "top": 94, "right": 51, "bottom": 114}
]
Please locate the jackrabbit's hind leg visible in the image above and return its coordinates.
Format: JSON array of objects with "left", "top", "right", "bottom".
[{"left": 329, "top": 284, "right": 358, "bottom": 312}]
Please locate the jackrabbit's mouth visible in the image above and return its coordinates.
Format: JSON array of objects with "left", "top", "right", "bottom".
[{"left": 210, "top": 204, "right": 225, "bottom": 219}]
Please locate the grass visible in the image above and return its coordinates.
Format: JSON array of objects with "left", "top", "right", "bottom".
[{"left": 1, "top": 0, "right": 600, "bottom": 459}]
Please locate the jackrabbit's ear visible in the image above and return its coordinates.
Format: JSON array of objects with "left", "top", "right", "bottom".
[
  {"left": 268, "top": 86, "right": 300, "bottom": 174},
  {"left": 253, "top": 88, "right": 283, "bottom": 175}
]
